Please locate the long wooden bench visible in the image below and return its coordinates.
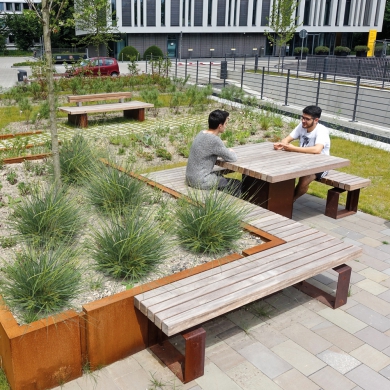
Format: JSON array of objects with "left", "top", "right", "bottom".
[
  {"left": 319, "top": 170, "right": 371, "bottom": 219},
  {"left": 58, "top": 92, "right": 154, "bottom": 128},
  {"left": 133, "top": 166, "right": 362, "bottom": 384}
]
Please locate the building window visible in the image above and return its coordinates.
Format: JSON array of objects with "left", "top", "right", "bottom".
[
  {"left": 111, "top": 0, "right": 117, "bottom": 26},
  {"left": 239, "top": 0, "right": 248, "bottom": 26},
  {"left": 171, "top": 0, "right": 180, "bottom": 26},
  {"left": 122, "top": 0, "right": 131, "bottom": 26},
  {"left": 228, "top": 0, "right": 232, "bottom": 25},
  {"left": 233, "top": 0, "right": 237, "bottom": 26},
  {"left": 182, "top": 0, "right": 185, "bottom": 25},
  {"left": 161, "top": 0, "right": 165, "bottom": 25},
  {"left": 15, "top": 3, "right": 21, "bottom": 11},
  {"left": 344, "top": 0, "right": 351, "bottom": 25},
  {"left": 252, "top": 0, "right": 257, "bottom": 25},
  {"left": 363, "top": 0, "right": 372, "bottom": 26},
  {"left": 323, "top": 0, "right": 331, "bottom": 25},
  {"left": 303, "top": 0, "right": 311, "bottom": 25},
  {"left": 188, "top": 0, "right": 192, "bottom": 25},
  {"left": 375, "top": 0, "right": 381, "bottom": 26},
  {"left": 335, "top": 0, "right": 341, "bottom": 26},
  {"left": 147, "top": 0, "right": 156, "bottom": 26},
  {"left": 217, "top": 0, "right": 226, "bottom": 26},
  {"left": 194, "top": 0, "right": 203, "bottom": 26},
  {"left": 260, "top": 0, "right": 270, "bottom": 26},
  {"left": 6, "top": 3, "right": 12, "bottom": 11},
  {"left": 0, "top": 3, "right": 4, "bottom": 11},
  {"left": 140, "top": 0, "right": 144, "bottom": 26},
  {"left": 208, "top": 0, "right": 212, "bottom": 25}
]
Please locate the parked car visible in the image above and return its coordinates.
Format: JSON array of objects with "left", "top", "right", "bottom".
[{"left": 69, "top": 57, "right": 120, "bottom": 76}]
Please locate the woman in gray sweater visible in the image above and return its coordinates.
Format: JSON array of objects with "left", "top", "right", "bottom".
[{"left": 186, "top": 110, "right": 240, "bottom": 193}]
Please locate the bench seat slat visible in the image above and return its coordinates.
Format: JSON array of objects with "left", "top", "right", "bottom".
[
  {"left": 59, "top": 101, "right": 153, "bottom": 115},
  {"left": 158, "top": 244, "right": 361, "bottom": 335},
  {"left": 67, "top": 92, "right": 132, "bottom": 103}
]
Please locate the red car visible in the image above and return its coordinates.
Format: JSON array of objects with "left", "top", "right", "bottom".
[{"left": 72, "top": 57, "right": 120, "bottom": 77}]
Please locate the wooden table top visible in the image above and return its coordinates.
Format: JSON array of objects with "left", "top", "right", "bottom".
[{"left": 216, "top": 142, "right": 350, "bottom": 183}]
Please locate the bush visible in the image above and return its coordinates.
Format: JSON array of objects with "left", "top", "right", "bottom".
[
  {"left": 314, "top": 46, "right": 330, "bottom": 54},
  {"left": 294, "top": 47, "right": 309, "bottom": 54},
  {"left": 118, "top": 45, "right": 140, "bottom": 61},
  {"left": 143, "top": 45, "right": 164, "bottom": 60},
  {"left": 84, "top": 161, "right": 146, "bottom": 214},
  {"left": 354, "top": 45, "right": 369, "bottom": 52},
  {"left": 59, "top": 133, "right": 95, "bottom": 185},
  {"left": 174, "top": 188, "right": 248, "bottom": 254},
  {"left": 8, "top": 184, "right": 84, "bottom": 247},
  {"left": 0, "top": 245, "right": 82, "bottom": 323},
  {"left": 90, "top": 209, "right": 170, "bottom": 281},
  {"left": 334, "top": 46, "right": 351, "bottom": 53}
]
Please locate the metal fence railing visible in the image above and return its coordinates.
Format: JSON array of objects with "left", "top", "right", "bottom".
[{"left": 143, "top": 56, "right": 390, "bottom": 130}]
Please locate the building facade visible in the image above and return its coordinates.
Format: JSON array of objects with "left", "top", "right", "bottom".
[{"left": 94, "top": 0, "right": 387, "bottom": 58}]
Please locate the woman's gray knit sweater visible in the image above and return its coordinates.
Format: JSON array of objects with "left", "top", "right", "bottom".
[{"left": 185, "top": 131, "right": 237, "bottom": 189}]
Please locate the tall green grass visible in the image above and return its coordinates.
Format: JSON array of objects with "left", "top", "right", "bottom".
[{"left": 175, "top": 188, "right": 248, "bottom": 254}]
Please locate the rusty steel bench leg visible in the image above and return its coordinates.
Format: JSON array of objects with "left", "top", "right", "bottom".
[
  {"left": 148, "top": 323, "right": 206, "bottom": 383},
  {"left": 293, "top": 264, "right": 352, "bottom": 309},
  {"left": 68, "top": 113, "right": 88, "bottom": 128},
  {"left": 325, "top": 187, "right": 361, "bottom": 219},
  {"left": 124, "top": 108, "right": 145, "bottom": 121}
]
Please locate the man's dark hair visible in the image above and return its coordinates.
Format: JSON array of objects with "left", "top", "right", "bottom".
[
  {"left": 208, "top": 109, "right": 229, "bottom": 129},
  {"left": 303, "top": 105, "right": 322, "bottom": 119}
]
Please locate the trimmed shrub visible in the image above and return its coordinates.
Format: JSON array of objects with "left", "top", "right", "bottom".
[
  {"left": 354, "top": 45, "right": 369, "bottom": 52},
  {"left": 143, "top": 45, "right": 164, "bottom": 60},
  {"left": 118, "top": 45, "right": 140, "bottom": 61},
  {"left": 294, "top": 47, "right": 309, "bottom": 54},
  {"left": 314, "top": 46, "right": 330, "bottom": 54},
  {"left": 334, "top": 46, "right": 351, "bottom": 53}
]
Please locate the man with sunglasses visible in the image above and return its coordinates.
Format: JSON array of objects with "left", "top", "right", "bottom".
[{"left": 273, "top": 105, "right": 330, "bottom": 202}]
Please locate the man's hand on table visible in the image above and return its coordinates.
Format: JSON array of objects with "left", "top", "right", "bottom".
[{"left": 273, "top": 142, "right": 296, "bottom": 152}]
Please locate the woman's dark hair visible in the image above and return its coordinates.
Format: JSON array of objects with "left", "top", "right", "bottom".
[
  {"left": 303, "top": 106, "right": 322, "bottom": 119},
  {"left": 208, "top": 109, "right": 229, "bottom": 129}
]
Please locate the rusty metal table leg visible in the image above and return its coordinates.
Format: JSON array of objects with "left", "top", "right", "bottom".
[
  {"left": 293, "top": 264, "right": 352, "bottom": 309},
  {"left": 242, "top": 176, "right": 295, "bottom": 219},
  {"left": 68, "top": 113, "right": 88, "bottom": 128},
  {"left": 124, "top": 108, "right": 145, "bottom": 121},
  {"left": 325, "top": 188, "right": 360, "bottom": 219}
]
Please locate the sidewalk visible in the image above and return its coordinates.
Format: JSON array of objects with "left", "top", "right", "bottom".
[{"left": 54, "top": 194, "right": 390, "bottom": 390}]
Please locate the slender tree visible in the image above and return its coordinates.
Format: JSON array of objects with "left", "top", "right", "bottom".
[
  {"left": 264, "top": 0, "right": 301, "bottom": 71},
  {"left": 25, "top": 0, "right": 71, "bottom": 185},
  {"left": 73, "top": 0, "right": 119, "bottom": 58}
]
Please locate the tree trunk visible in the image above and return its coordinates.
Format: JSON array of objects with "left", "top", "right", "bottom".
[{"left": 42, "top": 0, "right": 62, "bottom": 186}]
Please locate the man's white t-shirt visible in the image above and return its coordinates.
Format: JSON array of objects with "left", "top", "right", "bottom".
[{"left": 289, "top": 123, "right": 330, "bottom": 155}]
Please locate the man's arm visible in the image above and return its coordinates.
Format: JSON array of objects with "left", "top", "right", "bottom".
[
  {"left": 281, "top": 142, "right": 324, "bottom": 154},
  {"left": 273, "top": 135, "right": 294, "bottom": 150}
]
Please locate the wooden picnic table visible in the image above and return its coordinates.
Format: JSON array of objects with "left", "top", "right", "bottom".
[{"left": 216, "top": 142, "right": 350, "bottom": 218}]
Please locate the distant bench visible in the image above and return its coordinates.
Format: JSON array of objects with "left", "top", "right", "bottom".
[
  {"left": 58, "top": 92, "right": 154, "bottom": 128},
  {"left": 319, "top": 170, "right": 371, "bottom": 219},
  {"left": 133, "top": 166, "right": 362, "bottom": 384}
]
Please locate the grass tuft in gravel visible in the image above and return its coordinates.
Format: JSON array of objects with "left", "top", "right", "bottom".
[
  {"left": 58, "top": 133, "right": 96, "bottom": 185},
  {"left": 0, "top": 245, "right": 83, "bottom": 323},
  {"left": 90, "top": 208, "right": 170, "bottom": 281},
  {"left": 175, "top": 187, "right": 248, "bottom": 254},
  {"left": 8, "top": 183, "right": 84, "bottom": 247},
  {"left": 84, "top": 161, "right": 146, "bottom": 214}
]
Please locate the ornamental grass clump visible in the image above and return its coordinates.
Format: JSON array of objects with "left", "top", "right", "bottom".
[
  {"left": 59, "top": 133, "right": 96, "bottom": 185},
  {"left": 84, "top": 162, "right": 145, "bottom": 214},
  {"left": 175, "top": 188, "right": 248, "bottom": 254},
  {"left": 0, "top": 245, "right": 83, "bottom": 323},
  {"left": 90, "top": 209, "right": 170, "bottom": 281},
  {"left": 8, "top": 184, "right": 84, "bottom": 247}
]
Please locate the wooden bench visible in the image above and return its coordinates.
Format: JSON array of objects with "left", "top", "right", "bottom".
[
  {"left": 319, "top": 170, "right": 371, "bottom": 219},
  {"left": 58, "top": 92, "right": 154, "bottom": 128},
  {"left": 133, "top": 166, "right": 362, "bottom": 383}
]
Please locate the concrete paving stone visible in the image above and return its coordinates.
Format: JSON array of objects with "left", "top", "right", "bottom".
[
  {"left": 359, "top": 237, "right": 384, "bottom": 247},
  {"left": 281, "top": 286, "right": 313, "bottom": 304},
  {"left": 379, "top": 364, "right": 390, "bottom": 380},
  {"left": 280, "top": 322, "right": 332, "bottom": 355},
  {"left": 346, "top": 259, "right": 368, "bottom": 272},
  {"left": 350, "top": 271, "right": 367, "bottom": 284},
  {"left": 358, "top": 267, "right": 389, "bottom": 283},
  {"left": 264, "top": 291, "right": 297, "bottom": 310},
  {"left": 205, "top": 341, "right": 247, "bottom": 371},
  {"left": 271, "top": 339, "right": 326, "bottom": 376},
  {"left": 309, "top": 365, "right": 357, "bottom": 390},
  {"left": 378, "top": 289, "right": 390, "bottom": 303},
  {"left": 343, "top": 237, "right": 364, "bottom": 247},
  {"left": 298, "top": 309, "right": 328, "bottom": 329},
  {"left": 311, "top": 321, "right": 365, "bottom": 352},
  {"left": 347, "top": 304, "right": 390, "bottom": 332},
  {"left": 352, "top": 218, "right": 387, "bottom": 232},
  {"left": 338, "top": 298, "right": 359, "bottom": 312},
  {"left": 357, "top": 253, "right": 390, "bottom": 271},
  {"left": 317, "top": 307, "right": 368, "bottom": 334},
  {"left": 383, "top": 268, "right": 390, "bottom": 276},
  {"left": 236, "top": 341, "right": 292, "bottom": 379},
  {"left": 346, "top": 364, "right": 390, "bottom": 389},
  {"left": 355, "top": 279, "right": 388, "bottom": 295},
  {"left": 316, "top": 345, "right": 361, "bottom": 374},
  {"left": 186, "top": 386, "right": 203, "bottom": 390},
  {"left": 203, "top": 316, "right": 237, "bottom": 347},
  {"left": 303, "top": 298, "right": 330, "bottom": 312},
  {"left": 133, "top": 349, "right": 168, "bottom": 374},
  {"left": 350, "top": 344, "right": 390, "bottom": 371},
  {"left": 351, "top": 290, "right": 390, "bottom": 316},
  {"left": 305, "top": 277, "right": 335, "bottom": 295},
  {"left": 379, "top": 277, "right": 390, "bottom": 288},
  {"left": 331, "top": 227, "right": 365, "bottom": 240},
  {"left": 274, "top": 368, "right": 320, "bottom": 390},
  {"left": 355, "top": 326, "right": 390, "bottom": 351},
  {"left": 250, "top": 323, "right": 289, "bottom": 349},
  {"left": 360, "top": 229, "right": 387, "bottom": 240},
  {"left": 268, "top": 305, "right": 311, "bottom": 331},
  {"left": 351, "top": 387, "right": 364, "bottom": 390},
  {"left": 362, "top": 245, "right": 390, "bottom": 262},
  {"left": 222, "top": 330, "right": 258, "bottom": 352},
  {"left": 312, "top": 270, "right": 338, "bottom": 285},
  {"left": 225, "top": 307, "right": 265, "bottom": 331},
  {"left": 114, "top": 368, "right": 169, "bottom": 390},
  {"left": 195, "top": 361, "right": 242, "bottom": 390},
  {"left": 245, "top": 299, "right": 277, "bottom": 318},
  {"left": 383, "top": 345, "right": 390, "bottom": 357},
  {"left": 356, "top": 212, "right": 388, "bottom": 226},
  {"left": 105, "top": 356, "right": 142, "bottom": 379},
  {"left": 378, "top": 244, "right": 390, "bottom": 254},
  {"left": 336, "top": 219, "right": 368, "bottom": 233},
  {"left": 381, "top": 229, "right": 390, "bottom": 236},
  {"left": 226, "top": 360, "right": 283, "bottom": 390}
]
